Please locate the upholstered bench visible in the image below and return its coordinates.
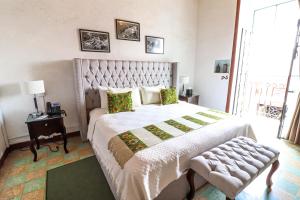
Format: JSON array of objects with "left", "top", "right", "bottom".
[{"left": 186, "top": 136, "right": 280, "bottom": 200}]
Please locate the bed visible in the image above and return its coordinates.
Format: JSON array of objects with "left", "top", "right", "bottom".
[{"left": 73, "top": 58, "right": 256, "bottom": 200}]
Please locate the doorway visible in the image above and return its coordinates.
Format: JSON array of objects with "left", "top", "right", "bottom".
[{"left": 231, "top": 0, "right": 299, "bottom": 141}]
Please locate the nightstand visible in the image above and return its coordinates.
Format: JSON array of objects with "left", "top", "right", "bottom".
[
  {"left": 179, "top": 94, "right": 200, "bottom": 105},
  {"left": 25, "top": 114, "right": 69, "bottom": 161}
]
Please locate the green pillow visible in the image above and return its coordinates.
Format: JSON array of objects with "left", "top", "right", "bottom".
[
  {"left": 160, "top": 88, "right": 178, "bottom": 105},
  {"left": 107, "top": 91, "right": 133, "bottom": 113}
]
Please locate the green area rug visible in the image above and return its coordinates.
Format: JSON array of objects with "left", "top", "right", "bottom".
[{"left": 46, "top": 156, "right": 115, "bottom": 200}]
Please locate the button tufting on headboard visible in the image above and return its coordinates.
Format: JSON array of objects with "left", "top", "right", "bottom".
[{"left": 73, "top": 58, "right": 178, "bottom": 140}]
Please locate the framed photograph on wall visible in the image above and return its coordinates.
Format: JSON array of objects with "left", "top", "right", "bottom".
[
  {"left": 79, "top": 29, "right": 110, "bottom": 52},
  {"left": 145, "top": 36, "right": 164, "bottom": 54},
  {"left": 214, "top": 59, "right": 231, "bottom": 73},
  {"left": 115, "top": 19, "right": 140, "bottom": 41}
]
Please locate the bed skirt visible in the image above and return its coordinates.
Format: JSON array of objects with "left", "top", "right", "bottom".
[{"left": 94, "top": 147, "right": 207, "bottom": 200}]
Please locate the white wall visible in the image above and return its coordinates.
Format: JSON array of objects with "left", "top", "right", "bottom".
[
  {"left": 194, "top": 0, "right": 237, "bottom": 111},
  {"left": 0, "top": 0, "right": 198, "bottom": 144},
  {"left": 0, "top": 107, "right": 9, "bottom": 158},
  {"left": 0, "top": 127, "right": 6, "bottom": 159}
]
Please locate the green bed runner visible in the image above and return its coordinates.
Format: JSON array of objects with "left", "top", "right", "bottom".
[{"left": 108, "top": 109, "right": 230, "bottom": 168}]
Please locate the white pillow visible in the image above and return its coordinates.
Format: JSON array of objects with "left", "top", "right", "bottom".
[
  {"left": 141, "top": 86, "right": 164, "bottom": 105},
  {"left": 110, "top": 87, "right": 141, "bottom": 108},
  {"left": 98, "top": 86, "right": 109, "bottom": 109}
]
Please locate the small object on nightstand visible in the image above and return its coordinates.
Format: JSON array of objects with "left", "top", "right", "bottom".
[
  {"left": 46, "top": 101, "right": 66, "bottom": 116},
  {"left": 186, "top": 88, "right": 193, "bottom": 96},
  {"left": 35, "top": 114, "right": 48, "bottom": 120},
  {"left": 25, "top": 113, "right": 69, "bottom": 162},
  {"left": 179, "top": 94, "right": 200, "bottom": 105}
]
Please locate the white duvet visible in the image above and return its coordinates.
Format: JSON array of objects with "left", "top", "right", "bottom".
[{"left": 87, "top": 101, "right": 256, "bottom": 200}]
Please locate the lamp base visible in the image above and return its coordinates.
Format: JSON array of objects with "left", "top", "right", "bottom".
[
  {"left": 182, "top": 84, "right": 185, "bottom": 96},
  {"left": 30, "top": 112, "right": 43, "bottom": 117},
  {"left": 33, "top": 95, "right": 43, "bottom": 117}
]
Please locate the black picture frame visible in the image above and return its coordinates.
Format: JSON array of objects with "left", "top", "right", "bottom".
[
  {"left": 115, "top": 19, "right": 140, "bottom": 41},
  {"left": 145, "top": 36, "right": 164, "bottom": 54},
  {"left": 79, "top": 29, "right": 110, "bottom": 53}
]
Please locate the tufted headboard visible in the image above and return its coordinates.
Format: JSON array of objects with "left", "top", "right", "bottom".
[{"left": 73, "top": 58, "right": 178, "bottom": 140}]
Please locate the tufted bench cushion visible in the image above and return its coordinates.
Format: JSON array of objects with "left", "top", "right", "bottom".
[{"left": 187, "top": 136, "right": 280, "bottom": 200}]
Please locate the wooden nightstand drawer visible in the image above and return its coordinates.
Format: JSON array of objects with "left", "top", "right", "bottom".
[{"left": 29, "top": 118, "right": 62, "bottom": 136}]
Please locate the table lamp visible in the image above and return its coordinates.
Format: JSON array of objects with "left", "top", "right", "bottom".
[
  {"left": 23, "top": 80, "right": 45, "bottom": 116},
  {"left": 180, "top": 76, "right": 189, "bottom": 95}
]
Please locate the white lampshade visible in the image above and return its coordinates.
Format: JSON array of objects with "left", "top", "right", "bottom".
[
  {"left": 180, "top": 76, "right": 189, "bottom": 84},
  {"left": 23, "top": 80, "right": 45, "bottom": 95}
]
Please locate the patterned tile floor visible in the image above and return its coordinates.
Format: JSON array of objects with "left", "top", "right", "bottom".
[
  {"left": 0, "top": 136, "right": 299, "bottom": 200},
  {"left": 0, "top": 137, "right": 94, "bottom": 200}
]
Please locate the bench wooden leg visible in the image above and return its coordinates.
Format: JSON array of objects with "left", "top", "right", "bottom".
[
  {"left": 186, "top": 169, "right": 196, "bottom": 200},
  {"left": 226, "top": 197, "right": 234, "bottom": 200},
  {"left": 266, "top": 160, "right": 279, "bottom": 192}
]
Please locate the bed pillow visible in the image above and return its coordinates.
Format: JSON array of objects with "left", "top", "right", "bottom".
[
  {"left": 99, "top": 87, "right": 142, "bottom": 109},
  {"left": 107, "top": 91, "right": 133, "bottom": 113},
  {"left": 99, "top": 86, "right": 109, "bottom": 109},
  {"left": 160, "top": 88, "right": 178, "bottom": 105},
  {"left": 110, "top": 87, "right": 141, "bottom": 107},
  {"left": 141, "top": 86, "right": 164, "bottom": 105}
]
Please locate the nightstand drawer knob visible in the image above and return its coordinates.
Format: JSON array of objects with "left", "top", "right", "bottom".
[{"left": 45, "top": 123, "right": 48, "bottom": 127}]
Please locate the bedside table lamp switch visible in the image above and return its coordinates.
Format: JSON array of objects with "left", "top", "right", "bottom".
[{"left": 23, "top": 80, "right": 45, "bottom": 116}]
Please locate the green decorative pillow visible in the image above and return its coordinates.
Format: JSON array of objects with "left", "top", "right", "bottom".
[
  {"left": 160, "top": 88, "right": 178, "bottom": 105},
  {"left": 107, "top": 91, "right": 133, "bottom": 113}
]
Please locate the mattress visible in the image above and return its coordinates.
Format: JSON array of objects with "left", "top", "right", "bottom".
[{"left": 87, "top": 101, "right": 256, "bottom": 200}]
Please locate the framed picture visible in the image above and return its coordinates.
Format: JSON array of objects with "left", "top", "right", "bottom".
[
  {"left": 79, "top": 29, "right": 110, "bottom": 52},
  {"left": 214, "top": 59, "right": 231, "bottom": 73},
  {"left": 145, "top": 36, "right": 164, "bottom": 54},
  {"left": 115, "top": 19, "right": 140, "bottom": 41}
]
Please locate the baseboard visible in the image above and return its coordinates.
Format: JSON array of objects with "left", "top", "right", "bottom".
[
  {"left": 8, "top": 125, "right": 80, "bottom": 145},
  {"left": 8, "top": 135, "right": 31, "bottom": 145},
  {"left": 0, "top": 131, "right": 80, "bottom": 169},
  {"left": 9, "top": 131, "right": 80, "bottom": 151}
]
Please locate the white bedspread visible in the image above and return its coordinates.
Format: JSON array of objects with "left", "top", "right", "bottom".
[{"left": 87, "top": 101, "right": 256, "bottom": 200}]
